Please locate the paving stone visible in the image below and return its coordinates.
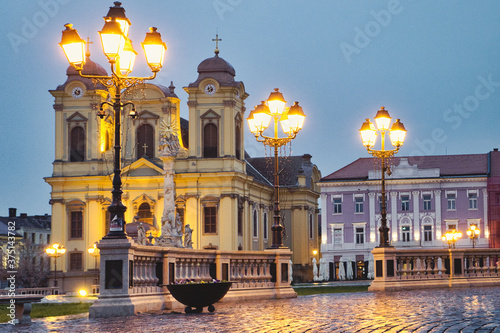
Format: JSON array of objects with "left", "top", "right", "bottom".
[{"left": 2, "top": 286, "right": 500, "bottom": 332}]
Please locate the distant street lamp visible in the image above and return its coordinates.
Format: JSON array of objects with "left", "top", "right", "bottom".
[
  {"left": 247, "top": 88, "right": 306, "bottom": 248},
  {"left": 442, "top": 230, "right": 462, "bottom": 249},
  {"left": 359, "top": 107, "right": 407, "bottom": 247},
  {"left": 45, "top": 243, "right": 66, "bottom": 288},
  {"left": 87, "top": 242, "right": 100, "bottom": 286},
  {"left": 466, "top": 225, "right": 480, "bottom": 248},
  {"left": 59, "top": 1, "right": 167, "bottom": 239}
]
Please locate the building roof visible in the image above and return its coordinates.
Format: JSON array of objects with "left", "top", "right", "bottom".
[
  {"left": 0, "top": 210, "right": 51, "bottom": 232},
  {"left": 247, "top": 154, "right": 316, "bottom": 188},
  {"left": 321, "top": 154, "right": 489, "bottom": 182}
]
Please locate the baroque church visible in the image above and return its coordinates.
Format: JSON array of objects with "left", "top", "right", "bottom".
[{"left": 45, "top": 45, "right": 321, "bottom": 292}]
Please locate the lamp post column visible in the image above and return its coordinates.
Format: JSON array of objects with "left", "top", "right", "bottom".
[
  {"left": 54, "top": 257, "right": 58, "bottom": 287},
  {"left": 271, "top": 143, "right": 284, "bottom": 249},
  {"left": 106, "top": 82, "right": 128, "bottom": 239},
  {"left": 379, "top": 154, "right": 390, "bottom": 247}
]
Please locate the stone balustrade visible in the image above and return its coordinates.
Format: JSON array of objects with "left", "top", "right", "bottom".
[
  {"left": 89, "top": 239, "right": 296, "bottom": 318},
  {"left": 369, "top": 247, "right": 500, "bottom": 291},
  {"left": 0, "top": 287, "right": 60, "bottom": 296}
]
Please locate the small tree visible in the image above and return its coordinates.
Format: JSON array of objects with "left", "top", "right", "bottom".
[{"left": 16, "top": 239, "right": 49, "bottom": 288}]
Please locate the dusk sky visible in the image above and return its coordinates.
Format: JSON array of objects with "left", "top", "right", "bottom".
[{"left": 1, "top": 1, "right": 499, "bottom": 215}]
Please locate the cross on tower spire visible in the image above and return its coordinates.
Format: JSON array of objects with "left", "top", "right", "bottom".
[
  {"left": 86, "top": 37, "right": 93, "bottom": 58},
  {"left": 212, "top": 33, "right": 222, "bottom": 55}
]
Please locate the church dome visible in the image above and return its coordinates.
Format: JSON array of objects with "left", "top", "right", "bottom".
[
  {"left": 66, "top": 56, "right": 108, "bottom": 76},
  {"left": 189, "top": 52, "right": 238, "bottom": 87},
  {"left": 57, "top": 56, "right": 108, "bottom": 90},
  {"left": 197, "top": 54, "right": 235, "bottom": 77}
]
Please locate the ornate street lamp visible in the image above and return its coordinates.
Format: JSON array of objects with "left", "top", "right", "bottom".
[
  {"left": 45, "top": 243, "right": 66, "bottom": 288},
  {"left": 247, "top": 88, "right": 306, "bottom": 248},
  {"left": 442, "top": 229, "right": 462, "bottom": 249},
  {"left": 59, "top": 2, "right": 167, "bottom": 239},
  {"left": 87, "top": 242, "right": 100, "bottom": 286},
  {"left": 466, "top": 225, "right": 480, "bottom": 248},
  {"left": 359, "top": 106, "right": 407, "bottom": 247}
]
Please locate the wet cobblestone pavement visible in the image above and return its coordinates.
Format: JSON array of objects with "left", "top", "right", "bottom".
[{"left": 3, "top": 286, "right": 500, "bottom": 332}]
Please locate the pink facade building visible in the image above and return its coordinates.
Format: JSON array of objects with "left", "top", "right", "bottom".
[{"left": 318, "top": 149, "right": 500, "bottom": 280}]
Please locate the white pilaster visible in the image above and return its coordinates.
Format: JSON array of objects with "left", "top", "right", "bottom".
[
  {"left": 321, "top": 193, "right": 328, "bottom": 251},
  {"left": 412, "top": 191, "right": 420, "bottom": 241},
  {"left": 390, "top": 192, "right": 398, "bottom": 242},
  {"left": 483, "top": 189, "right": 489, "bottom": 238},
  {"left": 368, "top": 192, "right": 376, "bottom": 243},
  {"left": 434, "top": 190, "right": 442, "bottom": 239}
]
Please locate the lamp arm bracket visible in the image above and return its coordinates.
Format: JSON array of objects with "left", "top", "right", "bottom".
[
  {"left": 100, "top": 101, "right": 113, "bottom": 108},
  {"left": 122, "top": 102, "right": 135, "bottom": 108}
]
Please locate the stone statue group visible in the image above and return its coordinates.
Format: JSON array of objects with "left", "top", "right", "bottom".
[{"left": 136, "top": 213, "right": 193, "bottom": 249}]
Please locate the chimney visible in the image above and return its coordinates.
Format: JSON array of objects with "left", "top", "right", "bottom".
[
  {"left": 20, "top": 213, "right": 28, "bottom": 218},
  {"left": 302, "top": 154, "right": 312, "bottom": 163},
  {"left": 8, "top": 208, "right": 16, "bottom": 218}
]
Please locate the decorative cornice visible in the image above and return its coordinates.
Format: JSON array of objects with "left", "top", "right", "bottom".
[
  {"left": 184, "top": 194, "right": 200, "bottom": 200},
  {"left": 85, "top": 195, "right": 102, "bottom": 202},
  {"left": 187, "top": 101, "right": 198, "bottom": 108},
  {"left": 221, "top": 193, "right": 239, "bottom": 199},
  {"left": 49, "top": 198, "right": 64, "bottom": 205},
  {"left": 223, "top": 100, "right": 236, "bottom": 107}
]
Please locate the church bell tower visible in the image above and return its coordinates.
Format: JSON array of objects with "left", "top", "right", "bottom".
[{"left": 183, "top": 36, "right": 248, "bottom": 172}]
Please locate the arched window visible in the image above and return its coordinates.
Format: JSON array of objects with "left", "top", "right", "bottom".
[
  {"left": 136, "top": 123, "right": 154, "bottom": 160},
  {"left": 70, "top": 126, "right": 85, "bottom": 162},
  {"left": 137, "top": 202, "right": 153, "bottom": 225},
  {"left": 235, "top": 123, "right": 241, "bottom": 160},
  {"left": 203, "top": 123, "right": 218, "bottom": 158}
]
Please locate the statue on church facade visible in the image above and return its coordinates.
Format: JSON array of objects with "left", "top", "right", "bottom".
[
  {"left": 155, "top": 117, "right": 184, "bottom": 248},
  {"left": 137, "top": 222, "right": 147, "bottom": 245},
  {"left": 184, "top": 224, "right": 193, "bottom": 249}
]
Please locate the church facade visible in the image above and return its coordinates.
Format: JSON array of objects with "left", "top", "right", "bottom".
[{"left": 45, "top": 48, "right": 321, "bottom": 293}]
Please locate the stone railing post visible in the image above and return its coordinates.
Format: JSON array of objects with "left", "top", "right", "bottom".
[{"left": 368, "top": 247, "right": 398, "bottom": 291}]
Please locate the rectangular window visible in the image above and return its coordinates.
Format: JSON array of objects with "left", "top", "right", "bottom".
[
  {"left": 69, "top": 252, "right": 83, "bottom": 271},
  {"left": 401, "top": 226, "right": 411, "bottom": 242},
  {"left": 237, "top": 206, "right": 243, "bottom": 236},
  {"left": 204, "top": 206, "right": 217, "bottom": 234},
  {"left": 309, "top": 216, "right": 313, "bottom": 239},
  {"left": 401, "top": 195, "right": 410, "bottom": 211},
  {"left": 253, "top": 211, "right": 258, "bottom": 238},
  {"left": 447, "top": 193, "right": 456, "bottom": 210},
  {"left": 333, "top": 198, "right": 342, "bottom": 214},
  {"left": 70, "top": 211, "right": 83, "bottom": 239},
  {"left": 423, "top": 194, "right": 432, "bottom": 210},
  {"left": 333, "top": 228, "right": 343, "bottom": 245},
  {"left": 355, "top": 227, "right": 364, "bottom": 244},
  {"left": 424, "top": 225, "right": 432, "bottom": 242},
  {"left": 355, "top": 197, "right": 364, "bottom": 213},
  {"left": 263, "top": 213, "right": 268, "bottom": 239},
  {"left": 469, "top": 193, "right": 478, "bottom": 209}
]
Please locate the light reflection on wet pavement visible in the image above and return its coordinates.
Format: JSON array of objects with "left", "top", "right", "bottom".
[{"left": 3, "top": 286, "right": 500, "bottom": 332}]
